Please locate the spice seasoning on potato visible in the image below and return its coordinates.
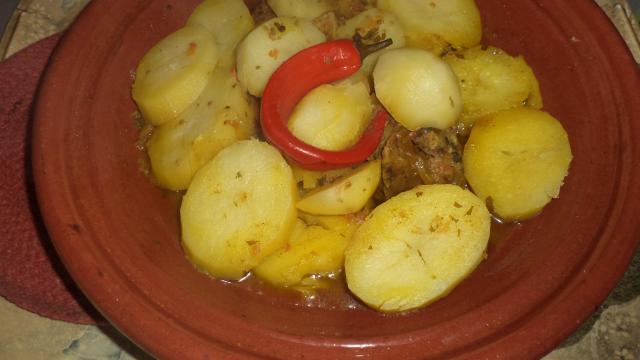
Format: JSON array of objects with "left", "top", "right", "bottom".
[
  {"left": 445, "top": 46, "right": 543, "bottom": 128},
  {"left": 181, "top": 140, "right": 297, "bottom": 280},
  {"left": 132, "top": 26, "right": 219, "bottom": 126},
  {"left": 463, "top": 108, "right": 573, "bottom": 221},
  {"left": 345, "top": 184, "right": 491, "bottom": 312}
]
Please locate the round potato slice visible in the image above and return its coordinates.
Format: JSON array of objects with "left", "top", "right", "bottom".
[
  {"left": 377, "top": 0, "right": 482, "bottom": 50},
  {"left": 253, "top": 218, "right": 349, "bottom": 288},
  {"left": 266, "top": 0, "right": 333, "bottom": 19},
  {"left": 296, "top": 160, "right": 381, "bottom": 216},
  {"left": 287, "top": 80, "right": 374, "bottom": 151},
  {"left": 345, "top": 184, "right": 490, "bottom": 312},
  {"left": 132, "top": 25, "right": 219, "bottom": 126},
  {"left": 181, "top": 140, "right": 297, "bottom": 280},
  {"left": 463, "top": 108, "right": 573, "bottom": 221},
  {"left": 236, "top": 17, "right": 326, "bottom": 97},
  {"left": 373, "top": 48, "right": 462, "bottom": 131},
  {"left": 147, "top": 67, "right": 257, "bottom": 191},
  {"left": 335, "top": 8, "right": 406, "bottom": 77},
  {"left": 444, "top": 46, "right": 543, "bottom": 127},
  {"left": 186, "top": 0, "right": 255, "bottom": 69}
]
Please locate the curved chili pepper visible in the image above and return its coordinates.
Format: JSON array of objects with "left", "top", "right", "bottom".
[{"left": 261, "top": 37, "right": 392, "bottom": 171}]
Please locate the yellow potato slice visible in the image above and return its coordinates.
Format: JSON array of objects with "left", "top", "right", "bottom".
[
  {"left": 463, "top": 108, "right": 573, "bottom": 221},
  {"left": 187, "top": 0, "right": 255, "bottom": 69},
  {"left": 525, "top": 66, "right": 544, "bottom": 109},
  {"left": 292, "top": 165, "right": 354, "bottom": 190},
  {"left": 132, "top": 25, "right": 219, "bottom": 126},
  {"left": 378, "top": 0, "right": 482, "bottom": 51},
  {"left": 266, "top": 0, "right": 334, "bottom": 19},
  {"left": 236, "top": 17, "right": 326, "bottom": 97},
  {"left": 147, "top": 67, "right": 257, "bottom": 191},
  {"left": 253, "top": 219, "right": 349, "bottom": 287},
  {"left": 287, "top": 81, "right": 374, "bottom": 151},
  {"left": 298, "top": 211, "right": 364, "bottom": 239},
  {"left": 445, "top": 46, "right": 543, "bottom": 127},
  {"left": 296, "top": 160, "right": 381, "bottom": 215},
  {"left": 181, "top": 140, "right": 297, "bottom": 280},
  {"left": 345, "top": 184, "right": 491, "bottom": 312},
  {"left": 335, "top": 8, "right": 406, "bottom": 77},
  {"left": 373, "top": 48, "right": 462, "bottom": 130}
]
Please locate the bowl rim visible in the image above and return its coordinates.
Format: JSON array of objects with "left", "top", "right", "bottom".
[{"left": 31, "top": 0, "right": 640, "bottom": 359}]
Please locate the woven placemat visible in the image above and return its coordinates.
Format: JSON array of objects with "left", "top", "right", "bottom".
[{"left": 0, "top": 33, "right": 102, "bottom": 325}]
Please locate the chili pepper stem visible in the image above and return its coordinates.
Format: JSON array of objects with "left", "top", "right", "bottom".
[{"left": 353, "top": 33, "right": 394, "bottom": 60}]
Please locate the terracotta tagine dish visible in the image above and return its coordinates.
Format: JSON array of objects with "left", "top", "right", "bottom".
[{"left": 32, "top": 0, "right": 640, "bottom": 359}]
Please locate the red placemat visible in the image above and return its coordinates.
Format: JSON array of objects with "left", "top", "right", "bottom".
[{"left": 0, "top": 34, "right": 103, "bottom": 325}]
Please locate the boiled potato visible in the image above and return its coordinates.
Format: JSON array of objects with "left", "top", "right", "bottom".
[
  {"left": 187, "top": 0, "right": 255, "bottom": 69},
  {"left": 298, "top": 211, "right": 364, "bottom": 239},
  {"left": 445, "top": 46, "right": 543, "bottom": 127},
  {"left": 378, "top": 0, "right": 482, "bottom": 52},
  {"left": 373, "top": 48, "right": 462, "bottom": 130},
  {"left": 287, "top": 80, "right": 374, "bottom": 151},
  {"left": 132, "top": 25, "right": 219, "bottom": 126},
  {"left": 335, "top": 8, "right": 406, "bottom": 77},
  {"left": 236, "top": 17, "right": 326, "bottom": 96},
  {"left": 181, "top": 140, "right": 297, "bottom": 280},
  {"left": 463, "top": 108, "right": 573, "bottom": 221},
  {"left": 345, "top": 184, "right": 491, "bottom": 312},
  {"left": 292, "top": 165, "right": 354, "bottom": 190},
  {"left": 297, "top": 160, "right": 381, "bottom": 215},
  {"left": 267, "top": 0, "right": 333, "bottom": 19},
  {"left": 525, "top": 66, "right": 544, "bottom": 109},
  {"left": 147, "top": 68, "right": 257, "bottom": 190},
  {"left": 253, "top": 218, "right": 349, "bottom": 287}
]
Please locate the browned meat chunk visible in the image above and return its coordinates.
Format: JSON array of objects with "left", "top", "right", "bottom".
[
  {"left": 379, "top": 123, "right": 465, "bottom": 199},
  {"left": 251, "top": 0, "right": 277, "bottom": 25},
  {"left": 330, "top": 0, "right": 372, "bottom": 21},
  {"left": 313, "top": 11, "right": 339, "bottom": 39}
]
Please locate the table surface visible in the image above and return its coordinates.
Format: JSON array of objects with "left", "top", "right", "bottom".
[{"left": 0, "top": 1, "right": 639, "bottom": 359}]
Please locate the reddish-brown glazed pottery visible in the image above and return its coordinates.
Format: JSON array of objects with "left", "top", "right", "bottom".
[{"left": 32, "top": 0, "right": 640, "bottom": 359}]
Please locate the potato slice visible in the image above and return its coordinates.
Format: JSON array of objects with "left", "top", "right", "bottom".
[
  {"left": 236, "top": 17, "right": 326, "bottom": 97},
  {"left": 525, "top": 66, "right": 544, "bottom": 109},
  {"left": 463, "top": 108, "right": 573, "bottom": 221},
  {"left": 292, "top": 165, "right": 354, "bottom": 190},
  {"left": 335, "top": 8, "right": 406, "bottom": 77},
  {"left": 373, "top": 48, "right": 462, "bottom": 130},
  {"left": 298, "top": 211, "right": 365, "bottom": 239},
  {"left": 181, "top": 140, "right": 297, "bottom": 280},
  {"left": 147, "top": 67, "right": 257, "bottom": 190},
  {"left": 266, "top": 0, "right": 334, "bottom": 19},
  {"left": 378, "top": 0, "right": 482, "bottom": 52},
  {"left": 297, "top": 160, "right": 381, "bottom": 215},
  {"left": 132, "top": 25, "right": 219, "bottom": 126},
  {"left": 345, "top": 184, "right": 491, "bottom": 312},
  {"left": 187, "top": 0, "right": 255, "bottom": 69},
  {"left": 445, "top": 46, "right": 543, "bottom": 127},
  {"left": 253, "top": 218, "right": 349, "bottom": 287},
  {"left": 287, "top": 80, "right": 374, "bottom": 151}
]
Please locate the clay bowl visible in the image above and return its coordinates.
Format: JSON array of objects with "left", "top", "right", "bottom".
[{"left": 32, "top": 0, "right": 640, "bottom": 359}]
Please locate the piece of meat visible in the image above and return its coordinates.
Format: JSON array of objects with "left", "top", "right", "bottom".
[
  {"left": 313, "top": 11, "right": 339, "bottom": 39},
  {"left": 330, "top": 0, "right": 372, "bottom": 22},
  {"left": 379, "top": 123, "right": 465, "bottom": 200},
  {"left": 251, "top": 0, "right": 276, "bottom": 25}
]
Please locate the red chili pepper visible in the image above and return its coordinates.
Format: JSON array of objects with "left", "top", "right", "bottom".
[{"left": 260, "top": 37, "right": 392, "bottom": 171}]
